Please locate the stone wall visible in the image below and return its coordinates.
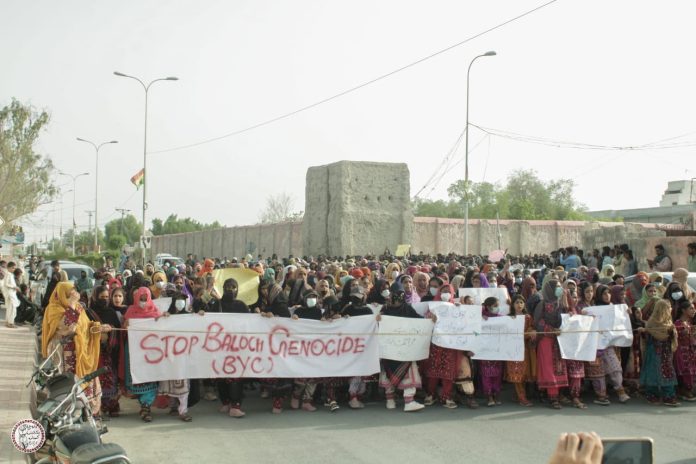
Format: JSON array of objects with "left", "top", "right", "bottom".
[
  {"left": 150, "top": 221, "right": 303, "bottom": 259},
  {"left": 302, "top": 161, "right": 412, "bottom": 256}
]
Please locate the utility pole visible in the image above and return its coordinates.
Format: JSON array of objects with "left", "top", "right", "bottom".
[
  {"left": 85, "top": 211, "right": 95, "bottom": 250},
  {"left": 115, "top": 208, "right": 131, "bottom": 236}
]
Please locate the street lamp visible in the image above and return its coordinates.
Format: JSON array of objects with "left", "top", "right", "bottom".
[
  {"left": 464, "top": 51, "right": 496, "bottom": 257},
  {"left": 58, "top": 171, "right": 89, "bottom": 254},
  {"left": 76, "top": 138, "right": 118, "bottom": 252},
  {"left": 113, "top": 71, "right": 178, "bottom": 265}
]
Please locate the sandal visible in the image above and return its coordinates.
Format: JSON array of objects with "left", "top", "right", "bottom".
[
  {"left": 572, "top": 399, "right": 587, "bottom": 409},
  {"left": 550, "top": 401, "right": 562, "bottom": 410},
  {"left": 140, "top": 406, "right": 152, "bottom": 422},
  {"left": 519, "top": 399, "right": 533, "bottom": 407},
  {"left": 169, "top": 408, "right": 179, "bottom": 416},
  {"left": 179, "top": 414, "right": 193, "bottom": 422}
]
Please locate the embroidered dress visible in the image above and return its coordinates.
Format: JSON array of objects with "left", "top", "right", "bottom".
[
  {"left": 640, "top": 335, "right": 677, "bottom": 401},
  {"left": 674, "top": 320, "right": 696, "bottom": 390},
  {"left": 505, "top": 315, "right": 536, "bottom": 383}
]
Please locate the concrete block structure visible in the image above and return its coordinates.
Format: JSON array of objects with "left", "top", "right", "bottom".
[{"left": 302, "top": 161, "right": 413, "bottom": 256}]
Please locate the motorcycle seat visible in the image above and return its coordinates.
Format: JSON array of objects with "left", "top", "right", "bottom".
[{"left": 71, "top": 442, "right": 129, "bottom": 464}]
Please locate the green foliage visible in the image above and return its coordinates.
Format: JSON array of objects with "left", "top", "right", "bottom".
[
  {"left": 107, "top": 234, "right": 127, "bottom": 250},
  {"left": 0, "top": 99, "right": 57, "bottom": 225},
  {"left": 414, "top": 169, "right": 589, "bottom": 221},
  {"left": 104, "top": 214, "right": 140, "bottom": 245},
  {"left": 151, "top": 214, "right": 222, "bottom": 236}
]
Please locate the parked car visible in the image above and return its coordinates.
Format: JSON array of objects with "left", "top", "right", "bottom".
[
  {"left": 30, "top": 261, "right": 95, "bottom": 304},
  {"left": 155, "top": 253, "right": 185, "bottom": 268},
  {"left": 624, "top": 272, "right": 696, "bottom": 293}
]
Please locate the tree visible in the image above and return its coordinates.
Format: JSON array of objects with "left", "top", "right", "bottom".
[
  {"left": 107, "top": 234, "right": 127, "bottom": 251},
  {"left": 259, "top": 192, "right": 303, "bottom": 223},
  {"left": 151, "top": 214, "right": 222, "bottom": 236},
  {"left": 0, "top": 99, "right": 57, "bottom": 226},
  {"left": 104, "top": 214, "right": 141, "bottom": 246},
  {"left": 412, "top": 169, "right": 588, "bottom": 221}
]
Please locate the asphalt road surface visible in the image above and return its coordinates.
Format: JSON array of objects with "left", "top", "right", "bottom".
[{"left": 103, "top": 386, "right": 696, "bottom": 464}]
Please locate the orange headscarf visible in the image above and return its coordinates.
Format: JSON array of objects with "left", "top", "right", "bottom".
[{"left": 198, "top": 258, "right": 215, "bottom": 277}]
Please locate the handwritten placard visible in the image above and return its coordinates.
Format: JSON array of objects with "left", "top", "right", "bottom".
[
  {"left": 152, "top": 297, "right": 172, "bottom": 313},
  {"left": 431, "top": 303, "right": 482, "bottom": 351},
  {"left": 378, "top": 316, "right": 433, "bottom": 361},
  {"left": 558, "top": 314, "right": 599, "bottom": 361},
  {"left": 471, "top": 316, "right": 525, "bottom": 361},
  {"left": 458, "top": 288, "right": 510, "bottom": 312},
  {"left": 583, "top": 304, "right": 633, "bottom": 349},
  {"left": 128, "top": 313, "right": 380, "bottom": 382}
]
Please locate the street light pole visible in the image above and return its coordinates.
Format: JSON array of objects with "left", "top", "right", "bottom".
[
  {"left": 464, "top": 51, "right": 496, "bottom": 257},
  {"left": 113, "top": 71, "right": 178, "bottom": 266},
  {"left": 76, "top": 138, "right": 118, "bottom": 252},
  {"left": 58, "top": 171, "right": 89, "bottom": 254}
]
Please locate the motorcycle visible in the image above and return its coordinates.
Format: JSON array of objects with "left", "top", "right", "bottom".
[{"left": 26, "top": 345, "right": 131, "bottom": 463}]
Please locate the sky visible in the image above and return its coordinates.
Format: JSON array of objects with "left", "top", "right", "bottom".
[{"left": 3, "top": 0, "right": 695, "bottom": 245}]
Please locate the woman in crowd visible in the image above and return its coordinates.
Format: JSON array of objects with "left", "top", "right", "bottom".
[
  {"left": 594, "top": 285, "right": 631, "bottom": 403},
  {"left": 533, "top": 279, "right": 568, "bottom": 409},
  {"left": 424, "top": 284, "right": 460, "bottom": 409},
  {"left": 91, "top": 285, "right": 122, "bottom": 418},
  {"left": 673, "top": 300, "right": 696, "bottom": 401},
  {"left": 122, "top": 287, "right": 165, "bottom": 422},
  {"left": 505, "top": 295, "right": 536, "bottom": 406},
  {"left": 378, "top": 281, "right": 429, "bottom": 412},
  {"left": 640, "top": 300, "right": 679, "bottom": 406},
  {"left": 480, "top": 296, "right": 505, "bottom": 406},
  {"left": 42, "top": 282, "right": 105, "bottom": 417}
]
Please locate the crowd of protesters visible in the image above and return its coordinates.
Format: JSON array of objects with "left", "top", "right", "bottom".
[{"left": 3, "top": 240, "right": 695, "bottom": 424}]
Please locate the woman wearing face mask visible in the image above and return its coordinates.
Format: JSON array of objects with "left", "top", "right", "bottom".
[
  {"left": 149, "top": 271, "right": 168, "bottom": 299},
  {"left": 340, "top": 287, "right": 373, "bottom": 409},
  {"left": 377, "top": 281, "right": 431, "bottom": 412},
  {"left": 480, "top": 296, "right": 506, "bottom": 406},
  {"left": 533, "top": 279, "right": 569, "bottom": 410},
  {"left": 42, "top": 282, "right": 107, "bottom": 418},
  {"left": 424, "top": 284, "right": 461, "bottom": 409},
  {"left": 665, "top": 282, "right": 688, "bottom": 320},
  {"left": 91, "top": 285, "right": 123, "bottom": 418},
  {"left": 259, "top": 282, "right": 293, "bottom": 413},
  {"left": 420, "top": 276, "right": 444, "bottom": 302},
  {"left": 122, "top": 287, "right": 168, "bottom": 422},
  {"left": 209, "top": 279, "right": 250, "bottom": 417},
  {"left": 385, "top": 263, "right": 401, "bottom": 287},
  {"left": 290, "top": 291, "right": 322, "bottom": 412},
  {"left": 367, "top": 279, "right": 390, "bottom": 305}
]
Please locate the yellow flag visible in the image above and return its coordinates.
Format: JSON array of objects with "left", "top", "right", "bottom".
[{"left": 211, "top": 268, "right": 261, "bottom": 306}]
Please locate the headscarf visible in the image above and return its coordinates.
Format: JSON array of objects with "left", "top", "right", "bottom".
[
  {"left": 634, "top": 283, "right": 656, "bottom": 310},
  {"left": 521, "top": 277, "right": 537, "bottom": 301},
  {"left": 41, "top": 281, "right": 101, "bottom": 377},
  {"left": 435, "top": 284, "right": 455, "bottom": 303},
  {"left": 477, "top": 273, "right": 491, "bottom": 289},
  {"left": 263, "top": 267, "right": 276, "bottom": 284},
  {"left": 644, "top": 300, "right": 677, "bottom": 352},
  {"left": 124, "top": 287, "right": 161, "bottom": 320},
  {"left": 626, "top": 271, "right": 648, "bottom": 307},
  {"left": 268, "top": 283, "right": 284, "bottom": 306},
  {"left": 610, "top": 285, "right": 625, "bottom": 305},
  {"left": 385, "top": 263, "right": 401, "bottom": 285},
  {"left": 673, "top": 268, "right": 693, "bottom": 301},
  {"left": 599, "top": 264, "right": 615, "bottom": 283},
  {"left": 413, "top": 272, "right": 430, "bottom": 297},
  {"left": 149, "top": 271, "right": 167, "bottom": 299},
  {"left": 197, "top": 258, "right": 215, "bottom": 277}
]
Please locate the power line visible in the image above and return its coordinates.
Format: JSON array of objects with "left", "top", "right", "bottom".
[{"left": 149, "top": 0, "right": 561, "bottom": 155}]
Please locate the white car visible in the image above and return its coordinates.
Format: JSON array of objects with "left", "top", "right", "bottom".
[{"left": 155, "top": 254, "right": 185, "bottom": 268}]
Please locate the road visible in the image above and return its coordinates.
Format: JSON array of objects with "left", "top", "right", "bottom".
[
  {"left": 1, "top": 308, "right": 694, "bottom": 464},
  {"left": 104, "top": 383, "right": 696, "bottom": 463}
]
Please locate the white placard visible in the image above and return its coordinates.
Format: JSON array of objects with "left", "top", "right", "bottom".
[
  {"left": 411, "top": 301, "right": 433, "bottom": 317},
  {"left": 458, "top": 287, "right": 510, "bottom": 312},
  {"left": 378, "top": 315, "right": 433, "bottom": 361},
  {"left": 368, "top": 303, "right": 383, "bottom": 314},
  {"left": 431, "top": 303, "right": 482, "bottom": 351},
  {"left": 152, "top": 297, "right": 172, "bottom": 313},
  {"left": 558, "top": 314, "right": 599, "bottom": 361},
  {"left": 128, "top": 313, "right": 380, "bottom": 382},
  {"left": 471, "top": 316, "right": 525, "bottom": 361},
  {"left": 582, "top": 304, "right": 633, "bottom": 349}
]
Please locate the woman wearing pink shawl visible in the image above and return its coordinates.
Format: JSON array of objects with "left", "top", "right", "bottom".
[{"left": 121, "top": 287, "right": 164, "bottom": 422}]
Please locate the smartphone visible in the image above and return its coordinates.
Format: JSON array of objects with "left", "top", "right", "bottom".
[{"left": 602, "top": 437, "right": 654, "bottom": 464}]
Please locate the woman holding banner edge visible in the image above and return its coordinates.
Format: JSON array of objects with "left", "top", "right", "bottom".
[{"left": 533, "top": 279, "right": 569, "bottom": 410}]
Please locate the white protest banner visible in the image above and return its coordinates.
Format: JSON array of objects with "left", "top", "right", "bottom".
[
  {"left": 431, "top": 303, "right": 482, "bottom": 352},
  {"left": 128, "top": 313, "right": 380, "bottom": 383},
  {"left": 558, "top": 314, "right": 599, "bottom": 361},
  {"left": 583, "top": 304, "right": 633, "bottom": 349},
  {"left": 458, "top": 287, "right": 510, "bottom": 312},
  {"left": 152, "top": 297, "right": 172, "bottom": 313},
  {"left": 471, "top": 316, "right": 525, "bottom": 361},
  {"left": 411, "top": 302, "right": 433, "bottom": 317},
  {"left": 378, "top": 316, "right": 433, "bottom": 361},
  {"left": 368, "top": 303, "right": 383, "bottom": 314}
]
